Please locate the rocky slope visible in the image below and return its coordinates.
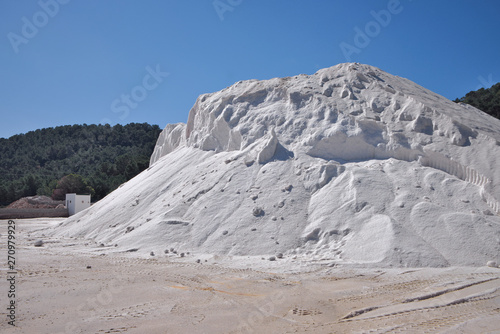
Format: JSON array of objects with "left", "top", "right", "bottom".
[{"left": 8, "top": 195, "right": 64, "bottom": 209}]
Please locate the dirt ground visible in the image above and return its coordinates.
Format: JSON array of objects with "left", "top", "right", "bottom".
[{"left": 1, "top": 219, "right": 499, "bottom": 334}]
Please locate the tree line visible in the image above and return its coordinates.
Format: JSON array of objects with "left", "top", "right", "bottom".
[
  {"left": 454, "top": 82, "right": 500, "bottom": 119},
  {"left": 0, "top": 123, "right": 161, "bottom": 206}
]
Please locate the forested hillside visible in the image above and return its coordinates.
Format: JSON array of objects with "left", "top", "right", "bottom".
[
  {"left": 0, "top": 123, "right": 161, "bottom": 206},
  {"left": 455, "top": 82, "right": 500, "bottom": 119}
]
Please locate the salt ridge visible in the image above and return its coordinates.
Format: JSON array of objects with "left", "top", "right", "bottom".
[{"left": 53, "top": 63, "right": 500, "bottom": 267}]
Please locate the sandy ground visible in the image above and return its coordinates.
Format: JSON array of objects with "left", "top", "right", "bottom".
[{"left": 1, "top": 219, "right": 500, "bottom": 334}]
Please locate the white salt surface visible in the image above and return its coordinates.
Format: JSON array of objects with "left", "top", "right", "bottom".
[{"left": 52, "top": 63, "right": 500, "bottom": 268}]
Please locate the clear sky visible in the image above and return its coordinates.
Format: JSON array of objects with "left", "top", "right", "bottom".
[{"left": 1, "top": 0, "right": 499, "bottom": 139}]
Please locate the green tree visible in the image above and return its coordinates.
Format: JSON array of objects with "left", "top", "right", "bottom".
[
  {"left": 37, "top": 179, "right": 58, "bottom": 197},
  {"left": 52, "top": 174, "right": 95, "bottom": 200},
  {"left": 21, "top": 174, "right": 40, "bottom": 197},
  {"left": 455, "top": 82, "right": 500, "bottom": 119}
]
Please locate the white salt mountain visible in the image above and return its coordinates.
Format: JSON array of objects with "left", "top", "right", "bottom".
[{"left": 55, "top": 63, "right": 500, "bottom": 267}]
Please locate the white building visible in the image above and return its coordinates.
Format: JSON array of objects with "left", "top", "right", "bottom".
[{"left": 65, "top": 193, "right": 91, "bottom": 216}]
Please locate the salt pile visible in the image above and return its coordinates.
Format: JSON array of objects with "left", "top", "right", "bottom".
[{"left": 54, "top": 63, "right": 500, "bottom": 267}]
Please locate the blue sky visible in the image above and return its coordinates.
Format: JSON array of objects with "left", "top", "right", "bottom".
[{"left": 1, "top": 0, "right": 499, "bottom": 139}]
